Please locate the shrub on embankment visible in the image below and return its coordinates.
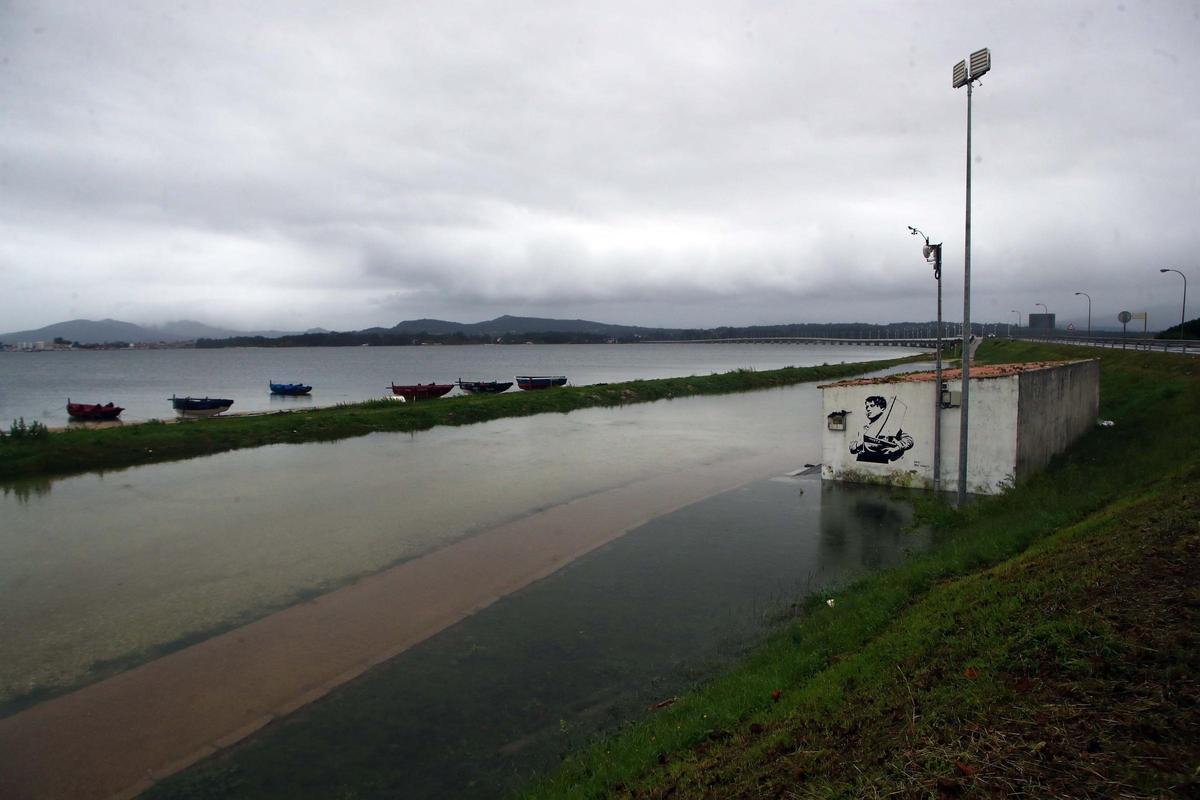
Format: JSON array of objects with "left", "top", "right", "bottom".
[
  {"left": 0, "top": 356, "right": 925, "bottom": 482},
  {"left": 523, "top": 340, "right": 1200, "bottom": 799}
]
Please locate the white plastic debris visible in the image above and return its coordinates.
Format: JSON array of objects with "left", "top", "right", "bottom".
[
  {"left": 1098, "top": 419, "right": 1115, "bottom": 427},
  {"left": 826, "top": 598, "right": 836, "bottom": 608}
]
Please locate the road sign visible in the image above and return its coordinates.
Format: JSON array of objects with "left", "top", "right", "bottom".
[{"left": 1118, "top": 311, "right": 1132, "bottom": 324}]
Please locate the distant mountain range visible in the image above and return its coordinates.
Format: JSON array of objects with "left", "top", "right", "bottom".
[
  {"left": 3, "top": 314, "right": 1135, "bottom": 347},
  {"left": 0, "top": 315, "right": 662, "bottom": 345},
  {"left": 0, "top": 318, "right": 324, "bottom": 345},
  {"left": 388, "top": 315, "right": 658, "bottom": 337}
]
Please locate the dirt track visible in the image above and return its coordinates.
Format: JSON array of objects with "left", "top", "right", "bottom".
[{"left": 0, "top": 451, "right": 796, "bottom": 800}]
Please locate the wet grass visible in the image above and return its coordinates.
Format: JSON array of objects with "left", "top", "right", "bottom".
[
  {"left": 521, "top": 340, "right": 1200, "bottom": 798},
  {"left": 0, "top": 357, "right": 926, "bottom": 482}
]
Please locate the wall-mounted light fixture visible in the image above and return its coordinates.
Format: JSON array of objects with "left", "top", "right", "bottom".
[{"left": 827, "top": 410, "right": 850, "bottom": 431}]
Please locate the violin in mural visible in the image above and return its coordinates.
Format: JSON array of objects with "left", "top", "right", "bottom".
[{"left": 849, "top": 395, "right": 914, "bottom": 463}]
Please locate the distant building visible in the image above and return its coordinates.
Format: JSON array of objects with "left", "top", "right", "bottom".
[
  {"left": 820, "top": 360, "right": 1099, "bottom": 495},
  {"left": 1028, "top": 313, "right": 1056, "bottom": 330}
]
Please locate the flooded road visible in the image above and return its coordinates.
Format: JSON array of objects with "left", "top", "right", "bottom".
[{"left": 1, "top": 383, "right": 821, "bottom": 707}]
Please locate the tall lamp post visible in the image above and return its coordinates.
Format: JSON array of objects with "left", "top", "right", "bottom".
[
  {"left": 909, "top": 226, "right": 943, "bottom": 492},
  {"left": 1074, "top": 292, "right": 1091, "bottom": 336},
  {"left": 952, "top": 47, "right": 991, "bottom": 505},
  {"left": 1160, "top": 269, "right": 1188, "bottom": 340},
  {"left": 1010, "top": 309, "right": 1020, "bottom": 337}
]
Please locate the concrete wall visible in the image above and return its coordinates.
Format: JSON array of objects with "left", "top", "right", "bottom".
[
  {"left": 821, "top": 376, "right": 1022, "bottom": 495},
  {"left": 940, "top": 375, "right": 1023, "bottom": 494},
  {"left": 822, "top": 363, "right": 1096, "bottom": 495},
  {"left": 1015, "top": 359, "right": 1100, "bottom": 480},
  {"left": 821, "top": 381, "right": 937, "bottom": 491}
]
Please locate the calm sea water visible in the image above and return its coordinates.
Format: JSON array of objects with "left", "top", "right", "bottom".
[{"left": 0, "top": 342, "right": 922, "bottom": 426}]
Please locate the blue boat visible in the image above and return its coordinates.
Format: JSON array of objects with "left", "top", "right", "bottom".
[
  {"left": 269, "top": 381, "right": 313, "bottom": 396},
  {"left": 170, "top": 396, "right": 234, "bottom": 418},
  {"left": 515, "top": 375, "right": 567, "bottom": 391}
]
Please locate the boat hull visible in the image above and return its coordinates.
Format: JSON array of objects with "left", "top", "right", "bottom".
[
  {"left": 171, "top": 396, "right": 234, "bottom": 418},
  {"left": 456, "top": 380, "right": 513, "bottom": 395},
  {"left": 390, "top": 383, "right": 454, "bottom": 401},
  {"left": 269, "top": 382, "right": 313, "bottom": 396},
  {"left": 515, "top": 375, "right": 567, "bottom": 391},
  {"left": 66, "top": 401, "right": 124, "bottom": 421}
]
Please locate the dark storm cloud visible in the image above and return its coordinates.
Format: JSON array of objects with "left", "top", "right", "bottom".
[{"left": 1, "top": 1, "right": 1197, "bottom": 331}]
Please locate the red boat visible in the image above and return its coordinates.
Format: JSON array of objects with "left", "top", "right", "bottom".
[
  {"left": 389, "top": 383, "right": 454, "bottom": 402},
  {"left": 67, "top": 399, "right": 124, "bottom": 420}
]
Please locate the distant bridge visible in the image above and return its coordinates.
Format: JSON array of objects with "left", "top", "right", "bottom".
[{"left": 642, "top": 336, "right": 953, "bottom": 349}]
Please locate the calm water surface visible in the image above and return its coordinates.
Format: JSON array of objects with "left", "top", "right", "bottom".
[
  {"left": 0, "top": 343, "right": 922, "bottom": 425},
  {"left": 148, "top": 475, "right": 939, "bottom": 799},
  {"left": 0, "top": 385, "right": 819, "bottom": 704}
]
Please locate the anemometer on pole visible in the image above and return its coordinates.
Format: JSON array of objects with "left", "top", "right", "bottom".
[{"left": 908, "top": 226, "right": 943, "bottom": 492}]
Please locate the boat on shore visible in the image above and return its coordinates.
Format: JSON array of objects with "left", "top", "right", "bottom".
[
  {"left": 515, "top": 375, "right": 568, "bottom": 391},
  {"left": 269, "top": 381, "right": 313, "bottom": 396},
  {"left": 456, "top": 379, "right": 514, "bottom": 395},
  {"left": 389, "top": 383, "right": 454, "bottom": 402},
  {"left": 170, "top": 396, "right": 234, "bottom": 418},
  {"left": 66, "top": 400, "right": 124, "bottom": 420}
]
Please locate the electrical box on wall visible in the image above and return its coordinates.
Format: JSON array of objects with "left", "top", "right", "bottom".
[
  {"left": 941, "top": 388, "right": 962, "bottom": 408},
  {"left": 827, "top": 410, "right": 849, "bottom": 431}
]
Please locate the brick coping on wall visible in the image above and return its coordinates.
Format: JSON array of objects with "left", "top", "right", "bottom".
[{"left": 818, "top": 359, "right": 1096, "bottom": 388}]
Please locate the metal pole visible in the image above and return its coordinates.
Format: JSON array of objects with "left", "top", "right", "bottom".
[
  {"left": 934, "top": 245, "right": 943, "bottom": 493},
  {"left": 1160, "top": 269, "right": 1188, "bottom": 343},
  {"left": 958, "top": 80, "right": 973, "bottom": 505}
]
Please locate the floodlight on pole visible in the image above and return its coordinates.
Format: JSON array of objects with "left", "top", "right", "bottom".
[
  {"left": 909, "top": 225, "right": 943, "bottom": 493},
  {"left": 1074, "top": 292, "right": 1091, "bottom": 336},
  {"left": 952, "top": 46, "right": 990, "bottom": 505},
  {"left": 1160, "top": 269, "right": 1188, "bottom": 340}
]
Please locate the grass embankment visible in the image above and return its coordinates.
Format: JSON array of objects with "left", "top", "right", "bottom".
[
  {"left": 525, "top": 340, "right": 1199, "bottom": 799},
  {"left": 0, "top": 357, "right": 924, "bottom": 482}
]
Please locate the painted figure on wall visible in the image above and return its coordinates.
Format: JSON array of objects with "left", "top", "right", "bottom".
[{"left": 849, "top": 395, "right": 914, "bottom": 463}]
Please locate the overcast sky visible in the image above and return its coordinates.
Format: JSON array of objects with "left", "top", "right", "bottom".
[{"left": 1, "top": 1, "right": 1197, "bottom": 332}]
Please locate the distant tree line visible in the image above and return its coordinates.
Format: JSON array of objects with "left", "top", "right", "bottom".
[{"left": 1154, "top": 317, "right": 1200, "bottom": 340}]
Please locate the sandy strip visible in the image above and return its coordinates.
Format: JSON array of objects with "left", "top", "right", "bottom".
[{"left": 0, "top": 450, "right": 797, "bottom": 800}]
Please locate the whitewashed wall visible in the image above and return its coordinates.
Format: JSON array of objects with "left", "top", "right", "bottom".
[{"left": 821, "top": 361, "right": 1099, "bottom": 495}]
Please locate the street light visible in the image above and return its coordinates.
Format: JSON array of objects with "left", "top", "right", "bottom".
[
  {"left": 952, "top": 46, "right": 990, "bottom": 505},
  {"left": 1160, "top": 269, "right": 1188, "bottom": 340},
  {"left": 909, "top": 225, "right": 943, "bottom": 492},
  {"left": 1011, "top": 309, "right": 1022, "bottom": 327},
  {"left": 1074, "top": 292, "right": 1091, "bottom": 336},
  {"left": 1010, "top": 309, "right": 1020, "bottom": 338},
  {"left": 1035, "top": 302, "right": 1048, "bottom": 332}
]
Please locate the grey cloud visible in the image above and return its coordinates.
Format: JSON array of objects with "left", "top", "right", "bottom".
[{"left": 0, "top": 1, "right": 1197, "bottom": 332}]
